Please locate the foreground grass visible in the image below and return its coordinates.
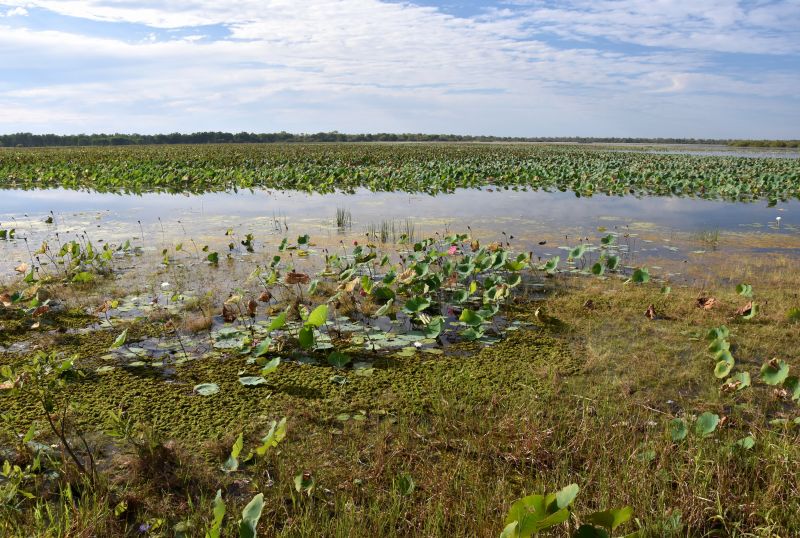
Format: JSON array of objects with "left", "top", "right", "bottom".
[{"left": 1, "top": 258, "right": 799, "bottom": 537}]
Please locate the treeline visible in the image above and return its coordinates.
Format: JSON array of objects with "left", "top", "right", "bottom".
[
  {"left": 0, "top": 131, "right": 745, "bottom": 148},
  {"left": 728, "top": 140, "right": 800, "bottom": 148}
]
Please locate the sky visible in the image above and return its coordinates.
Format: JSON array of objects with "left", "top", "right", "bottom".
[{"left": 0, "top": 0, "right": 798, "bottom": 138}]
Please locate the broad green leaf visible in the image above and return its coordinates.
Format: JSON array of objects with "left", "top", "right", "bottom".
[
  {"left": 554, "top": 483, "right": 579, "bottom": 510},
  {"left": 256, "top": 417, "right": 287, "bottom": 456},
  {"left": 238, "top": 376, "right": 268, "bottom": 386},
  {"left": 591, "top": 262, "right": 605, "bottom": 276},
  {"left": 729, "top": 371, "right": 751, "bottom": 390},
  {"left": 298, "top": 326, "right": 314, "bottom": 349},
  {"left": 714, "top": 356, "right": 734, "bottom": 378},
  {"left": 205, "top": 490, "right": 225, "bottom": 538},
  {"left": 499, "top": 522, "right": 520, "bottom": 538},
  {"left": 375, "top": 299, "right": 393, "bottom": 317},
  {"left": 784, "top": 376, "right": 800, "bottom": 401},
  {"left": 267, "top": 312, "right": 286, "bottom": 332},
  {"left": 222, "top": 432, "right": 244, "bottom": 472},
  {"left": 395, "top": 473, "right": 415, "bottom": 496},
  {"left": 423, "top": 316, "right": 444, "bottom": 339},
  {"left": 110, "top": 329, "right": 128, "bottom": 349},
  {"left": 585, "top": 506, "right": 633, "bottom": 531},
  {"left": 403, "top": 296, "right": 431, "bottom": 313},
  {"left": 760, "top": 359, "right": 789, "bottom": 385},
  {"left": 327, "top": 351, "right": 351, "bottom": 368},
  {"left": 252, "top": 339, "right": 272, "bottom": 358},
  {"left": 574, "top": 524, "right": 610, "bottom": 538},
  {"left": 260, "top": 357, "right": 280, "bottom": 375},
  {"left": 695, "top": 412, "right": 720, "bottom": 437},
  {"left": 669, "top": 418, "right": 688, "bottom": 442},
  {"left": 306, "top": 304, "right": 329, "bottom": 327},
  {"left": 238, "top": 493, "right": 264, "bottom": 538},
  {"left": 459, "top": 308, "right": 484, "bottom": 327},
  {"left": 736, "top": 283, "right": 753, "bottom": 297},
  {"left": 631, "top": 267, "right": 649, "bottom": 283},
  {"left": 569, "top": 244, "right": 587, "bottom": 260},
  {"left": 72, "top": 271, "right": 94, "bottom": 283},
  {"left": 606, "top": 255, "right": 620, "bottom": 271},
  {"left": 733, "top": 435, "right": 755, "bottom": 450}
]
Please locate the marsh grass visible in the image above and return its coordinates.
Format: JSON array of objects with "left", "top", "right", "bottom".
[{"left": 1, "top": 257, "right": 799, "bottom": 537}]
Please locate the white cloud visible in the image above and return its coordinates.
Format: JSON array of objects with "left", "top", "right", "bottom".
[
  {"left": 0, "top": 0, "right": 797, "bottom": 137},
  {"left": 2, "top": 5, "right": 28, "bottom": 16}
]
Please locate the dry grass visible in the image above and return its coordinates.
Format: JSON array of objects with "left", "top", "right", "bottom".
[{"left": 2, "top": 256, "right": 799, "bottom": 537}]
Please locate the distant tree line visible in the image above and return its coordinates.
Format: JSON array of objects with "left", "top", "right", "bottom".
[
  {"left": 0, "top": 131, "right": 795, "bottom": 148},
  {"left": 728, "top": 139, "right": 799, "bottom": 148}
]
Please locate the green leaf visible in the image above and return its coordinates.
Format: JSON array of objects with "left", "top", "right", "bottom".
[
  {"left": 585, "top": 506, "right": 633, "bottom": 531},
  {"left": 205, "top": 490, "right": 225, "bottom": 538},
  {"left": 591, "top": 262, "right": 605, "bottom": 276},
  {"left": 255, "top": 417, "right": 287, "bottom": 456},
  {"left": 733, "top": 435, "right": 755, "bottom": 451},
  {"left": 554, "top": 483, "right": 580, "bottom": 510},
  {"left": 222, "top": 432, "right": 243, "bottom": 472},
  {"left": 695, "top": 412, "right": 720, "bottom": 437},
  {"left": 298, "top": 326, "right": 314, "bottom": 349},
  {"left": 403, "top": 296, "right": 431, "bottom": 313},
  {"left": 423, "top": 316, "right": 444, "bottom": 339},
  {"left": 574, "top": 524, "right": 610, "bottom": 538},
  {"left": 238, "top": 376, "right": 268, "bottom": 386},
  {"left": 260, "top": 357, "right": 280, "bottom": 375},
  {"left": 543, "top": 256, "right": 560, "bottom": 274},
  {"left": 706, "top": 325, "right": 730, "bottom": 341},
  {"left": 252, "top": 339, "right": 272, "bottom": 358},
  {"left": 306, "top": 305, "right": 329, "bottom": 328},
  {"left": 327, "top": 351, "right": 351, "bottom": 368},
  {"left": 760, "top": 359, "right": 789, "bottom": 385},
  {"left": 736, "top": 283, "right": 753, "bottom": 297},
  {"left": 207, "top": 252, "right": 219, "bottom": 264},
  {"left": 729, "top": 371, "right": 751, "bottom": 390},
  {"left": 294, "top": 473, "right": 315, "bottom": 495},
  {"left": 459, "top": 308, "right": 484, "bottom": 327},
  {"left": 238, "top": 493, "right": 264, "bottom": 538},
  {"left": 669, "top": 418, "right": 688, "bottom": 442},
  {"left": 22, "top": 423, "right": 36, "bottom": 444},
  {"left": 71, "top": 271, "right": 94, "bottom": 283},
  {"left": 606, "top": 255, "right": 620, "bottom": 271},
  {"left": 784, "top": 376, "right": 800, "bottom": 401},
  {"left": 395, "top": 473, "right": 415, "bottom": 496},
  {"left": 499, "top": 522, "right": 520, "bottom": 538},
  {"left": 714, "top": 356, "right": 734, "bottom": 379},
  {"left": 194, "top": 383, "right": 220, "bottom": 396},
  {"left": 569, "top": 244, "right": 587, "bottom": 260},
  {"left": 110, "top": 329, "right": 128, "bottom": 349},
  {"left": 375, "top": 299, "right": 393, "bottom": 317},
  {"left": 267, "top": 312, "right": 286, "bottom": 332},
  {"left": 631, "top": 267, "right": 650, "bottom": 283}
]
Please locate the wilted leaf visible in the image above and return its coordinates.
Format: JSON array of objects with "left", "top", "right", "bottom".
[
  {"left": 697, "top": 297, "right": 716, "bottom": 310},
  {"left": 285, "top": 271, "right": 311, "bottom": 285}
]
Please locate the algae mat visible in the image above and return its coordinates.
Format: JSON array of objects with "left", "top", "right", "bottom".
[{"left": 0, "top": 325, "right": 576, "bottom": 442}]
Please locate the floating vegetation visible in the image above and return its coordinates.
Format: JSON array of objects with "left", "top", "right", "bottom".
[{"left": 1, "top": 144, "right": 799, "bottom": 201}]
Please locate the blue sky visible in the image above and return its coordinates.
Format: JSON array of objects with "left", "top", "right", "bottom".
[{"left": 1, "top": 0, "right": 798, "bottom": 137}]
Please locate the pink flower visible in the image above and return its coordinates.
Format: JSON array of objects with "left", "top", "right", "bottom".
[{"left": 448, "top": 245, "right": 458, "bottom": 255}]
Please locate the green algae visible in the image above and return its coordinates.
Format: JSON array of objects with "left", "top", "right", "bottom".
[
  {"left": 0, "top": 321, "right": 574, "bottom": 443},
  {"left": 0, "top": 308, "right": 96, "bottom": 346}
]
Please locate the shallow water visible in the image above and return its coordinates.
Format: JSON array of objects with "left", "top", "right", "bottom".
[{"left": 1, "top": 187, "right": 798, "bottom": 278}]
